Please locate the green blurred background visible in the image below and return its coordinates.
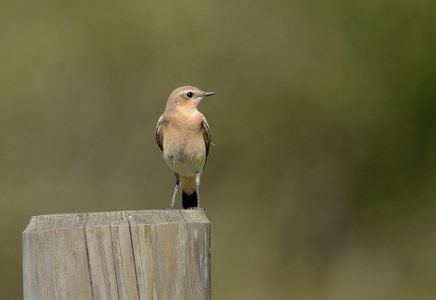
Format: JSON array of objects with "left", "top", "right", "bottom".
[{"left": 1, "top": 0, "right": 436, "bottom": 298}]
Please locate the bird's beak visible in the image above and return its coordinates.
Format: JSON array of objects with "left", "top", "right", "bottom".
[{"left": 203, "top": 91, "right": 215, "bottom": 97}]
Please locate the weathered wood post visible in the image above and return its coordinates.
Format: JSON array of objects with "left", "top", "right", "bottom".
[{"left": 23, "top": 210, "right": 211, "bottom": 300}]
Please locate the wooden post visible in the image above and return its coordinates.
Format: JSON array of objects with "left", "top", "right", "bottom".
[{"left": 23, "top": 210, "right": 211, "bottom": 300}]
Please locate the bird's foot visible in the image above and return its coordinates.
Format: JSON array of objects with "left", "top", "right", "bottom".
[{"left": 186, "top": 207, "right": 205, "bottom": 211}]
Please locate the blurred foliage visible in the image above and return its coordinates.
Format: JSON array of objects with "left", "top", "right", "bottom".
[{"left": 1, "top": 0, "right": 436, "bottom": 299}]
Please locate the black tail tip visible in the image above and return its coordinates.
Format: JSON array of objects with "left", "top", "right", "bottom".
[{"left": 182, "top": 191, "right": 198, "bottom": 209}]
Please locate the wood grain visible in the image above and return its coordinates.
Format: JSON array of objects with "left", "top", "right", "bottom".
[{"left": 23, "top": 210, "right": 211, "bottom": 300}]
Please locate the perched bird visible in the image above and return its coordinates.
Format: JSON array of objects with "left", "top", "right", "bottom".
[{"left": 155, "top": 86, "right": 214, "bottom": 209}]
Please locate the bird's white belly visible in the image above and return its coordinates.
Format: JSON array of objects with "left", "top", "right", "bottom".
[{"left": 163, "top": 138, "right": 206, "bottom": 176}]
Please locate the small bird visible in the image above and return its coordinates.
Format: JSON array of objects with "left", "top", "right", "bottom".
[{"left": 155, "top": 86, "right": 214, "bottom": 209}]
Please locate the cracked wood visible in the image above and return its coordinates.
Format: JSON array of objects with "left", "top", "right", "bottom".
[{"left": 22, "top": 210, "right": 211, "bottom": 300}]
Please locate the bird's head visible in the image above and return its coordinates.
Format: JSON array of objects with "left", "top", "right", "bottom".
[{"left": 166, "top": 86, "right": 214, "bottom": 111}]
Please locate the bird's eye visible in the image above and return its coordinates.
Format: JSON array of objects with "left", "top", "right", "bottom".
[{"left": 186, "top": 92, "right": 193, "bottom": 98}]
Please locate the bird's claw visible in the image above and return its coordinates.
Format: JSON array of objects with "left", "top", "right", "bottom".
[{"left": 186, "top": 207, "right": 205, "bottom": 211}]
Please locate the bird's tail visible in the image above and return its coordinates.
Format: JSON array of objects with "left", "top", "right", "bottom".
[
  {"left": 180, "top": 176, "right": 198, "bottom": 209},
  {"left": 182, "top": 191, "right": 198, "bottom": 209}
]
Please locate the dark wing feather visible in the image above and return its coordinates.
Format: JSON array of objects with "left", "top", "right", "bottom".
[
  {"left": 155, "top": 115, "right": 164, "bottom": 152},
  {"left": 201, "top": 117, "right": 211, "bottom": 167}
]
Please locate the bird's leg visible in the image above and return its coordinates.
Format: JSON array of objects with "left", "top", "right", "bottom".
[
  {"left": 169, "top": 174, "right": 180, "bottom": 209},
  {"left": 196, "top": 173, "right": 201, "bottom": 209},
  {"left": 169, "top": 183, "right": 178, "bottom": 209},
  {"left": 196, "top": 184, "right": 201, "bottom": 209}
]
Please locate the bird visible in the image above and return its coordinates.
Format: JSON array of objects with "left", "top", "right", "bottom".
[{"left": 155, "top": 86, "right": 214, "bottom": 209}]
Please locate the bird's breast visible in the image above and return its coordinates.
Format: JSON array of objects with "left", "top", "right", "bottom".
[{"left": 162, "top": 124, "right": 206, "bottom": 175}]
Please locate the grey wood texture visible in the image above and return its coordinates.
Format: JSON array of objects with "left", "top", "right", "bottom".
[{"left": 23, "top": 210, "right": 211, "bottom": 300}]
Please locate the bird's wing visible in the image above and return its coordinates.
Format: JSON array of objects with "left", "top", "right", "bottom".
[
  {"left": 155, "top": 115, "right": 164, "bottom": 152},
  {"left": 201, "top": 117, "right": 211, "bottom": 166}
]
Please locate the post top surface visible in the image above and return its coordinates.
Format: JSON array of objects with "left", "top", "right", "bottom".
[{"left": 24, "top": 209, "right": 209, "bottom": 233}]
